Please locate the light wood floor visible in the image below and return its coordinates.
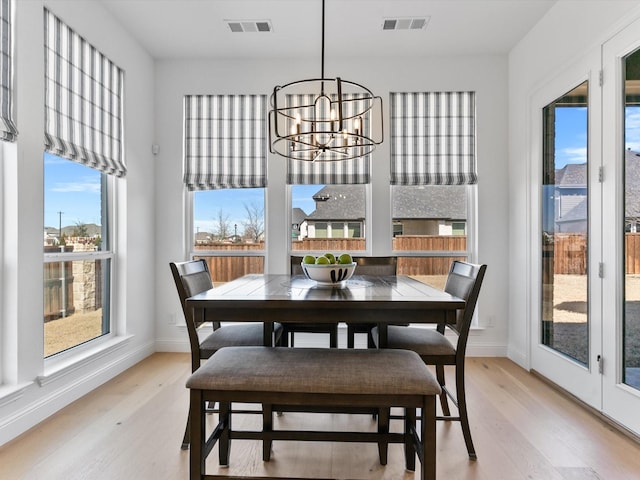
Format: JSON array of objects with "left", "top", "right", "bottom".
[{"left": 1, "top": 353, "right": 640, "bottom": 480}]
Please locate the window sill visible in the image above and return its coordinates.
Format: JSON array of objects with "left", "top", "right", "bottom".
[
  {"left": 38, "top": 334, "right": 134, "bottom": 387},
  {"left": 0, "top": 382, "right": 34, "bottom": 408}
]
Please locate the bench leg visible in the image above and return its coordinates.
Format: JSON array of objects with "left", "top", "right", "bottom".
[
  {"left": 189, "top": 389, "right": 205, "bottom": 480},
  {"left": 377, "top": 407, "right": 390, "bottom": 465},
  {"left": 263, "top": 404, "right": 273, "bottom": 461},
  {"left": 219, "top": 401, "right": 231, "bottom": 466},
  {"left": 421, "top": 396, "right": 437, "bottom": 480},
  {"left": 404, "top": 407, "right": 416, "bottom": 471}
]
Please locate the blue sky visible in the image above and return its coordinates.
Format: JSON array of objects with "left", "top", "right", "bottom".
[
  {"left": 193, "top": 184, "right": 322, "bottom": 234},
  {"left": 44, "top": 153, "right": 102, "bottom": 229},
  {"left": 554, "top": 107, "right": 587, "bottom": 168}
]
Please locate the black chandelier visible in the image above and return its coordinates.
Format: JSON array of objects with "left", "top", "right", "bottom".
[{"left": 268, "top": 0, "right": 383, "bottom": 162}]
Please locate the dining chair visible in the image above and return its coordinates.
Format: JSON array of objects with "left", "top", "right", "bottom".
[
  {"left": 170, "top": 259, "right": 283, "bottom": 449},
  {"left": 373, "top": 260, "right": 487, "bottom": 460},
  {"left": 346, "top": 256, "right": 398, "bottom": 348},
  {"left": 284, "top": 256, "right": 339, "bottom": 347}
]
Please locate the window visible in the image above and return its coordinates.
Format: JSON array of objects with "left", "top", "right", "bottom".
[
  {"left": 184, "top": 94, "right": 267, "bottom": 282},
  {"left": 43, "top": 155, "right": 112, "bottom": 357},
  {"left": 291, "top": 184, "right": 366, "bottom": 252},
  {"left": 286, "top": 93, "right": 371, "bottom": 255},
  {"left": 390, "top": 92, "right": 477, "bottom": 286},
  {"left": 43, "top": 10, "right": 124, "bottom": 357}
]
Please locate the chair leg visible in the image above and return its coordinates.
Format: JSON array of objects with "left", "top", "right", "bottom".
[
  {"left": 366, "top": 329, "right": 376, "bottom": 349},
  {"left": 455, "top": 362, "right": 476, "bottom": 460},
  {"left": 403, "top": 407, "right": 416, "bottom": 471},
  {"left": 377, "top": 407, "right": 390, "bottom": 465},
  {"left": 422, "top": 396, "right": 437, "bottom": 480},
  {"left": 329, "top": 326, "right": 338, "bottom": 348},
  {"left": 263, "top": 404, "right": 273, "bottom": 461},
  {"left": 435, "top": 364, "right": 450, "bottom": 416},
  {"left": 219, "top": 402, "right": 231, "bottom": 466},
  {"left": 347, "top": 325, "right": 355, "bottom": 348},
  {"left": 181, "top": 409, "right": 190, "bottom": 450}
]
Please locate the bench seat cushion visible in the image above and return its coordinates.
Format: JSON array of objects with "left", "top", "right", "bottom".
[{"left": 186, "top": 346, "right": 441, "bottom": 396}]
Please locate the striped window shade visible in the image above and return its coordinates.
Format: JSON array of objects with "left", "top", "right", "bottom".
[
  {"left": 183, "top": 94, "right": 267, "bottom": 191},
  {"left": 44, "top": 9, "right": 125, "bottom": 177},
  {"left": 0, "top": 0, "right": 17, "bottom": 142},
  {"left": 286, "top": 94, "right": 370, "bottom": 185},
  {"left": 390, "top": 92, "right": 476, "bottom": 185}
]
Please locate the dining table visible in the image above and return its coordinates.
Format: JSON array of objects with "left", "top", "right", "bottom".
[{"left": 186, "top": 273, "right": 466, "bottom": 347}]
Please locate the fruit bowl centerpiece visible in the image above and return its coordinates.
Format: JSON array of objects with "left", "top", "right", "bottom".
[{"left": 301, "top": 253, "right": 356, "bottom": 287}]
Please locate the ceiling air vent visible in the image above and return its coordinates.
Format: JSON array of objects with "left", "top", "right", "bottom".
[
  {"left": 226, "top": 20, "right": 273, "bottom": 33},
  {"left": 382, "top": 17, "right": 429, "bottom": 31}
]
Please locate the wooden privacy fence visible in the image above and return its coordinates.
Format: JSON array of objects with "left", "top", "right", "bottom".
[{"left": 194, "top": 236, "right": 467, "bottom": 282}]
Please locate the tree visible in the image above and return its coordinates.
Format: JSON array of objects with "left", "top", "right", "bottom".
[
  {"left": 214, "top": 209, "right": 232, "bottom": 241},
  {"left": 72, "top": 221, "right": 89, "bottom": 237},
  {"left": 242, "top": 201, "right": 264, "bottom": 243}
]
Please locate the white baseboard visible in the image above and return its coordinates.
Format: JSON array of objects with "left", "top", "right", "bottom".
[{"left": 0, "top": 340, "right": 155, "bottom": 447}]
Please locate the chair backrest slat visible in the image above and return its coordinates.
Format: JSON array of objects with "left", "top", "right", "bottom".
[
  {"left": 170, "top": 260, "right": 220, "bottom": 372},
  {"left": 444, "top": 261, "right": 487, "bottom": 354}
]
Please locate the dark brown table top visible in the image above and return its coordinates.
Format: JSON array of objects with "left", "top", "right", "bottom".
[{"left": 186, "top": 274, "right": 465, "bottom": 346}]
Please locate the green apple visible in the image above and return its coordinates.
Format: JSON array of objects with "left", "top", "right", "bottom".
[
  {"left": 324, "top": 253, "right": 336, "bottom": 264},
  {"left": 303, "top": 255, "right": 316, "bottom": 265},
  {"left": 315, "top": 255, "right": 330, "bottom": 265},
  {"left": 338, "top": 253, "right": 353, "bottom": 264}
]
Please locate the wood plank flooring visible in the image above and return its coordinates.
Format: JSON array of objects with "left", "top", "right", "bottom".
[{"left": 1, "top": 353, "right": 639, "bottom": 480}]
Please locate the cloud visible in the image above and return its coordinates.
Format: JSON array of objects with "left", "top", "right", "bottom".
[
  {"left": 51, "top": 179, "right": 100, "bottom": 193},
  {"left": 558, "top": 146, "right": 587, "bottom": 164}
]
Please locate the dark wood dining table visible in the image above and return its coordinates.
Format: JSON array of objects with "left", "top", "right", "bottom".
[{"left": 186, "top": 273, "right": 465, "bottom": 347}]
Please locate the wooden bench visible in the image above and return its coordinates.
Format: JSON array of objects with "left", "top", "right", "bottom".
[{"left": 186, "top": 346, "right": 441, "bottom": 480}]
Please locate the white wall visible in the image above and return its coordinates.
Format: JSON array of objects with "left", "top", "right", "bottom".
[
  {"left": 0, "top": 0, "right": 156, "bottom": 446},
  {"left": 154, "top": 54, "right": 510, "bottom": 357},
  {"left": 507, "top": 0, "right": 640, "bottom": 368}
]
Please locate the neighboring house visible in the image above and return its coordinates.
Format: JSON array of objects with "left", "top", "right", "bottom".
[
  {"left": 305, "top": 185, "right": 365, "bottom": 238},
  {"left": 553, "top": 163, "right": 587, "bottom": 233},
  {"left": 300, "top": 184, "right": 467, "bottom": 239},
  {"left": 392, "top": 185, "right": 467, "bottom": 236},
  {"left": 547, "top": 149, "right": 640, "bottom": 234},
  {"left": 626, "top": 149, "right": 640, "bottom": 232},
  {"left": 291, "top": 207, "right": 307, "bottom": 240},
  {"left": 195, "top": 231, "right": 214, "bottom": 244}
]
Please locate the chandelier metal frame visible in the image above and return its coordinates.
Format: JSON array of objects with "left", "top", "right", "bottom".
[{"left": 268, "top": 0, "right": 383, "bottom": 162}]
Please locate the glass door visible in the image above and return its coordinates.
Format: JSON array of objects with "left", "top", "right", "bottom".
[
  {"left": 602, "top": 17, "right": 640, "bottom": 435},
  {"left": 531, "top": 55, "right": 603, "bottom": 408}
]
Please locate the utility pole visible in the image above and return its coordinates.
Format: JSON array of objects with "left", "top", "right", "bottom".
[{"left": 58, "top": 211, "right": 63, "bottom": 246}]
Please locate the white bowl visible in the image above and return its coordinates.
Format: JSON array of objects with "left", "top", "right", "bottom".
[{"left": 301, "top": 262, "right": 356, "bottom": 287}]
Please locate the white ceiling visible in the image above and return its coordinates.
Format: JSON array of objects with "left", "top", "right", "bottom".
[{"left": 98, "top": 0, "right": 557, "bottom": 60}]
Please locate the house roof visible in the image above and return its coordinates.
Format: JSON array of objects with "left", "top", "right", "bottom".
[
  {"left": 291, "top": 208, "right": 307, "bottom": 225},
  {"left": 555, "top": 163, "right": 587, "bottom": 186},
  {"left": 303, "top": 184, "right": 466, "bottom": 221},
  {"left": 306, "top": 185, "right": 365, "bottom": 221},
  {"left": 554, "top": 150, "right": 640, "bottom": 219},
  {"left": 392, "top": 185, "right": 466, "bottom": 220},
  {"left": 626, "top": 149, "right": 640, "bottom": 219}
]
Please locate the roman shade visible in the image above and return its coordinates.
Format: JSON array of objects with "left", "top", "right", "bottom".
[
  {"left": 391, "top": 92, "right": 476, "bottom": 185},
  {"left": 0, "top": 0, "right": 17, "bottom": 142},
  {"left": 286, "top": 94, "right": 371, "bottom": 185},
  {"left": 44, "top": 9, "right": 125, "bottom": 177},
  {"left": 183, "top": 94, "right": 267, "bottom": 191}
]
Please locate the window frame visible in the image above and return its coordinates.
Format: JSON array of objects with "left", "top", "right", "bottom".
[{"left": 43, "top": 168, "right": 115, "bottom": 363}]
